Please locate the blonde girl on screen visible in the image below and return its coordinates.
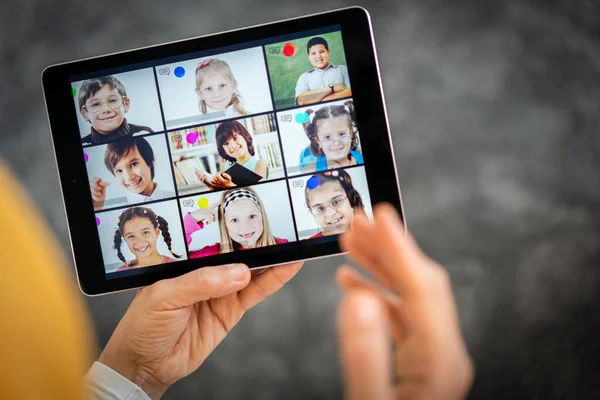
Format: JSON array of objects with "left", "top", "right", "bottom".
[
  {"left": 183, "top": 187, "right": 288, "bottom": 258},
  {"left": 195, "top": 59, "right": 247, "bottom": 117}
]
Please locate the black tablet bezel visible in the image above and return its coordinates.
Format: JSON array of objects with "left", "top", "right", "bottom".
[{"left": 42, "top": 6, "right": 404, "bottom": 295}]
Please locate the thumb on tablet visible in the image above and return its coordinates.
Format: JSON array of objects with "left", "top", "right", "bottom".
[{"left": 152, "top": 264, "right": 251, "bottom": 310}]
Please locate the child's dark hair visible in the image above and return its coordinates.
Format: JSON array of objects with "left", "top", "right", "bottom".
[
  {"left": 215, "top": 120, "right": 255, "bottom": 162},
  {"left": 113, "top": 207, "right": 181, "bottom": 267},
  {"left": 78, "top": 76, "right": 127, "bottom": 110},
  {"left": 304, "top": 170, "right": 364, "bottom": 211},
  {"left": 104, "top": 137, "right": 155, "bottom": 179},
  {"left": 302, "top": 101, "right": 358, "bottom": 157},
  {"left": 307, "top": 37, "right": 329, "bottom": 53}
]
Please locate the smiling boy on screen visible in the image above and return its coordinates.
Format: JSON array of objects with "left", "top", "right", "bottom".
[
  {"left": 295, "top": 37, "right": 352, "bottom": 106},
  {"left": 89, "top": 137, "right": 174, "bottom": 210},
  {"left": 78, "top": 76, "right": 153, "bottom": 145}
]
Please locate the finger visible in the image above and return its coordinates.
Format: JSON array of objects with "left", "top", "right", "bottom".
[
  {"left": 222, "top": 173, "right": 232, "bottom": 182},
  {"left": 341, "top": 203, "right": 425, "bottom": 301},
  {"left": 238, "top": 262, "right": 303, "bottom": 311},
  {"left": 338, "top": 288, "right": 394, "bottom": 400},
  {"left": 98, "top": 180, "right": 108, "bottom": 188},
  {"left": 148, "top": 263, "right": 251, "bottom": 310},
  {"left": 337, "top": 266, "right": 407, "bottom": 342}
]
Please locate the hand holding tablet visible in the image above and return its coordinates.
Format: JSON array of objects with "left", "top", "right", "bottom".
[{"left": 42, "top": 6, "right": 404, "bottom": 294}]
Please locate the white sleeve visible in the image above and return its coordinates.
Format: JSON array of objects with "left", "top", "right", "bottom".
[
  {"left": 341, "top": 65, "right": 351, "bottom": 88},
  {"left": 84, "top": 361, "right": 151, "bottom": 400},
  {"left": 295, "top": 72, "right": 310, "bottom": 98}
]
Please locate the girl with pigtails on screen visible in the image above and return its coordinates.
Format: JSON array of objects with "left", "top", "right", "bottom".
[
  {"left": 304, "top": 169, "right": 364, "bottom": 238},
  {"left": 195, "top": 59, "right": 248, "bottom": 118},
  {"left": 300, "top": 100, "right": 363, "bottom": 172},
  {"left": 112, "top": 206, "right": 181, "bottom": 271},
  {"left": 183, "top": 187, "right": 288, "bottom": 258}
]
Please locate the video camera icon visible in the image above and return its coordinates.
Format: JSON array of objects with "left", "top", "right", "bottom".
[
  {"left": 268, "top": 46, "right": 280, "bottom": 54},
  {"left": 158, "top": 67, "right": 170, "bottom": 76}
]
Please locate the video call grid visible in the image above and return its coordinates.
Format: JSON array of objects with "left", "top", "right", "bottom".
[{"left": 74, "top": 29, "right": 364, "bottom": 274}]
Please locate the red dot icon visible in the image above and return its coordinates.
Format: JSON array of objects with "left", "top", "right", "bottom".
[{"left": 283, "top": 43, "right": 296, "bottom": 57}]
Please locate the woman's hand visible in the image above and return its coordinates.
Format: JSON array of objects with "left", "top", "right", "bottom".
[
  {"left": 337, "top": 204, "right": 474, "bottom": 400},
  {"left": 99, "top": 262, "right": 303, "bottom": 399},
  {"left": 190, "top": 202, "right": 219, "bottom": 225}
]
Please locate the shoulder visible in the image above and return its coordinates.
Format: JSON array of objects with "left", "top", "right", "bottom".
[
  {"left": 128, "top": 123, "right": 154, "bottom": 134},
  {"left": 297, "top": 70, "right": 313, "bottom": 81},
  {"left": 115, "top": 264, "right": 131, "bottom": 272},
  {"left": 162, "top": 256, "right": 178, "bottom": 264},
  {"left": 81, "top": 133, "right": 93, "bottom": 144},
  {"left": 302, "top": 160, "right": 317, "bottom": 173},
  {"left": 276, "top": 237, "right": 289, "bottom": 244}
]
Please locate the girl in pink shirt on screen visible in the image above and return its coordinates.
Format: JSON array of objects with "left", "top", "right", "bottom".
[{"left": 183, "top": 187, "right": 288, "bottom": 258}]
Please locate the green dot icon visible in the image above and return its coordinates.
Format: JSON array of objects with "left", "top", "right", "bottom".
[{"left": 72, "top": 87, "right": 76, "bottom": 97}]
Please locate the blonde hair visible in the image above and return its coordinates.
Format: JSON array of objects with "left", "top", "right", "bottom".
[
  {"left": 217, "top": 187, "right": 278, "bottom": 253},
  {"left": 195, "top": 59, "right": 247, "bottom": 115}
]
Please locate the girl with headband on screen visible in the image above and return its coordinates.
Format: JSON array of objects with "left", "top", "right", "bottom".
[
  {"left": 304, "top": 169, "right": 364, "bottom": 239},
  {"left": 300, "top": 100, "right": 364, "bottom": 173},
  {"left": 195, "top": 59, "right": 248, "bottom": 117},
  {"left": 183, "top": 187, "right": 287, "bottom": 258},
  {"left": 113, "top": 206, "right": 181, "bottom": 271},
  {"left": 195, "top": 120, "right": 268, "bottom": 189}
]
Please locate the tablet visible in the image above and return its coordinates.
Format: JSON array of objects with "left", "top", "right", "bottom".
[{"left": 42, "top": 6, "right": 404, "bottom": 295}]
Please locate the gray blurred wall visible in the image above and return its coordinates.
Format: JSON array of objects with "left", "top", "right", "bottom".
[{"left": 1, "top": 0, "right": 599, "bottom": 398}]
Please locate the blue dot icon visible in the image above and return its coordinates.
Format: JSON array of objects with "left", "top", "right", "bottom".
[
  {"left": 174, "top": 66, "right": 186, "bottom": 78},
  {"left": 295, "top": 112, "right": 310, "bottom": 124},
  {"left": 306, "top": 176, "right": 321, "bottom": 189}
]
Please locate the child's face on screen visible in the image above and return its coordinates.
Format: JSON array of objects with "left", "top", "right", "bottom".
[
  {"left": 315, "top": 117, "right": 353, "bottom": 161},
  {"left": 225, "top": 199, "right": 263, "bottom": 248},
  {"left": 308, "top": 44, "right": 330, "bottom": 70},
  {"left": 308, "top": 181, "right": 353, "bottom": 235},
  {"left": 222, "top": 133, "right": 249, "bottom": 160},
  {"left": 111, "top": 146, "right": 154, "bottom": 196},
  {"left": 80, "top": 84, "right": 129, "bottom": 134},
  {"left": 197, "top": 71, "right": 235, "bottom": 111},
  {"left": 122, "top": 217, "right": 160, "bottom": 260}
]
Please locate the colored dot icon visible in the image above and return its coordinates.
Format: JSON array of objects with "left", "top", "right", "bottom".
[
  {"left": 186, "top": 131, "right": 199, "bottom": 144},
  {"left": 295, "top": 112, "right": 310, "bottom": 124},
  {"left": 95, "top": 217, "right": 100, "bottom": 226},
  {"left": 84, "top": 152, "right": 89, "bottom": 163},
  {"left": 283, "top": 43, "right": 296, "bottom": 57},
  {"left": 307, "top": 176, "right": 321, "bottom": 189},
  {"left": 174, "top": 66, "right": 186, "bottom": 78},
  {"left": 198, "top": 197, "right": 209, "bottom": 208},
  {"left": 72, "top": 87, "right": 77, "bottom": 97}
]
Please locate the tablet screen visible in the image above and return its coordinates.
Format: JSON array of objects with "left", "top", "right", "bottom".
[{"left": 69, "top": 25, "right": 375, "bottom": 279}]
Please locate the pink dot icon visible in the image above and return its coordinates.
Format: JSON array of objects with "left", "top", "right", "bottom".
[
  {"left": 186, "top": 131, "right": 199, "bottom": 144},
  {"left": 84, "top": 153, "right": 89, "bottom": 163},
  {"left": 95, "top": 217, "right": 100, "bottom": 226}
]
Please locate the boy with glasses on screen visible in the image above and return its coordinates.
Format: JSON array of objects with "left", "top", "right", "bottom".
[{"left": 78, "top": 76, "right": 153, "bottom": 145}]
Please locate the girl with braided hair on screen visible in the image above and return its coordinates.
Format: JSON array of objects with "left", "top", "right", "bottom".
[
  {"left": 113, "top": 206, "right": 181, "bottom": 271},
  {"left": 299, "top": 100, "right": 363, "bottom": 173},
  {"left": 183, "top": 187, "right": 288, "bottom": 258},
  {"left": 304, "top": 169, "right": 364, "bottom": 239}
]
